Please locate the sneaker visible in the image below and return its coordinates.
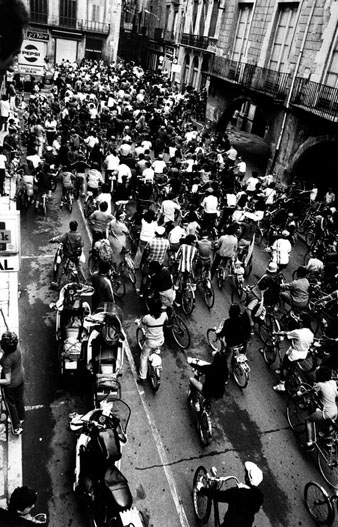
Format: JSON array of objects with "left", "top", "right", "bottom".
[
  {"left": 12, "top": 427, "right": 23, "bottom": 436},
  {"left": 194, "top": 402, "right": 201, "bottom": 412},
  {"left": 273, "top": 383, "right": 286, "bottom": 392},
  {"left": 304, "top": 441, "right": 315, "bottom": 451}
]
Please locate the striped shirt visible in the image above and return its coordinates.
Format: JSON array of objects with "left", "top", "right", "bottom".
[{"left": 176, "top": 244, "right": 197, "bottom": 273}]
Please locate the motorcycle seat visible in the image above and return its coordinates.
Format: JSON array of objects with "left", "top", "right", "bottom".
[{"left": 104, "top": 465, "right": 133, "bottom": 509}]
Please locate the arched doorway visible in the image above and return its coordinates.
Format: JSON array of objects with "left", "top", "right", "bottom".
[
  {"left": 183, "top": 53, "right": 190, "bottom": 86},
  {"left": 291, "top": 136, "right": 338, "bottom": 195},
  {"left": 192, "top": 55, "right": 199, "bottom": 89}
]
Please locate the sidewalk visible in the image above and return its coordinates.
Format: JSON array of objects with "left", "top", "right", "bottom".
[{"left": 0, "top": 183, "right": 21, "bottom": 509}]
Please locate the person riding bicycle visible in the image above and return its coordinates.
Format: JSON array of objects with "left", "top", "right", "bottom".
[
  {"left": 59, "top": 165, "right": 75, "bottom": 208},
  {"left": 174, "top": 234, "right": 197, "bottom": 294},
  {"left": 91, "top": 260, "right": 115, "bottom": 310},
  {"left": 211, "top": 224, "right": 238, "bottom": 279},
  {"left": 148, "top": 261, "right": 176, "bottom": 308},
  {"left": 187, "top": 347, "right": 228, "bottom": 411},
  {"left": 196, "top": 461, "right": 264, "bottom": 527},
  {"left": 137, "top": 297, "right": 167, "bottom": 384},
  {"left": 49, "top": 220, "right": 84, "bottom": 288},
  {"left": 305, "top": 366, "right": 338, "bottom": 449},
  {"left": 196, "top": 231, "right": 213, "bottom": 278},
  {"left": 34, "top": 164, "right": 52, "bottom": 211},
  {"left": 273, "top": 314, "right": 314, "bottom": 392},
  {"left": 216, "top": 304, "right": 251, "bottom": 382},
  {"left": 279, "top": 266, "right": 310, "bottom": 310}
]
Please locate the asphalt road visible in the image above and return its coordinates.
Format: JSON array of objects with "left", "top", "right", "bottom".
[{"left": 18, "top": 187, "right": 323, "bottom": 527}]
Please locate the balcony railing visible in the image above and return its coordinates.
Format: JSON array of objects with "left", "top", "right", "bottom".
[
  {"left": 181, "top": 33, "right": 209, "bottom": 49},
  {"left": 49, "top": 16, "right": 110, "bottom": 34},
  {"left": 208, "top": 56, "right": 290, "bottom": 100},
  {"left": 291, "top": 77, "right": 338, "bottom": 122},
  {"left": 30, "top": 12, "right": 48, "bottom": 24}
]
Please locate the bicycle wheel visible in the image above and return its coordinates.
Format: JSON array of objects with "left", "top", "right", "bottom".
[
  {"left": 113, "top": 275, "right": 125, "bottom": 299},
  {"left": 192, "top": 466, "right": 212, "bottom": 523},
  {"left": 285, "top": 369, "right": 303, "bottom": 396},
  {"left": 149, "top": 367, "right": 161, "bottom": 392},
  {"left": 182, "top": 286, "right": 195, "bottom": 316},
  {"left": 262, "top": 339, "right": 278, "bottom": 367},
  {"left": 306, "top": 231, "right": 315, "bottom": 247},
  {"left": 232, "top": 363, "right": 249, "bottom": 389},
  {"left": 259, "top": 315, "right": 280, "bottom": 345},
  {"left": 198, "top": 409, "right": 212, "bottom": 446},
  {"left": 171, "top": 314, "right": 190, "bottom": 349},
  {"left": 304, "top": 481, "right": 334, "bottom": 526},
  {"left": 68, "top": 194, "right": 73, "bottom": 213},
  {"left": 136, "top": 327, "right": 145, "bottom": 351},
  {"left": 206, "top": 328, "right": 222, "bottom": 352},
  {"left": 88, "top": 255, "right": 99, "bottom": 276},
  {"left": 318, "top": 442, "right": 338, "bottom": 490},
  {"left": 286, "top": 392, "right": 311, "bottom": 434},
  {"left": 203, "top": 279, "right": 215, "bottom": 309},
  {"left": 255, "top": 229, "right": 263, "bottom": 245},
  {"left": 42, "top": 197, "right": 46, "bottom": 216}
]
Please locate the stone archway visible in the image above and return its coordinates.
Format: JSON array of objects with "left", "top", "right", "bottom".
[
  {"left": 290, "top": 135, "right": 338, "bottom": 192},
  {"left": 216, "top": 96, "right": 266, "bottom": 137}
]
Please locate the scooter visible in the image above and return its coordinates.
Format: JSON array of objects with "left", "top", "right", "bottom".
[
  {"left": 69, "top": 391, "right": 145, "bottom": 527},
  {"left": 187, "top": 357, "right": 213, "bottom": 446},
  {"left": 84, "top": 302, "right": 126, "bottom": 406},
  {"left": 135, "top": 318, "right": 162, "bottom": 392},
  {"left": 50, "top": 282, "right": 94, "bottom": 375}
]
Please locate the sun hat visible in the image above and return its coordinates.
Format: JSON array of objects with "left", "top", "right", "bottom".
[
  {"left": 244, "top": 461, "right": 263, "bottom": 486},
  {"left": 267, "top": 261, "right": 278, "bottom": 273},
  {"left": 155, "top": 226, "right": 165, "bottom": 236}
]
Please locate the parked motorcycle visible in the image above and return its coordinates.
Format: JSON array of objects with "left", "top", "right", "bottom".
[
  {"left": 69, "top": 392, "right": 145, "bottom": 527},
  {"left": 50, "top": 282, "right": 94, "bottom": 375},
  {"left": 84, "top": 302, "right": 126, "bottom": 406},
  {"left": 135, "top": 318, "right": 162, "bottom": 392}
]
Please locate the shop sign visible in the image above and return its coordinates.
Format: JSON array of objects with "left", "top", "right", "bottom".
[
  {"left": 27, "top": 31, "right": 49, "bottom": 41},
  {"left": 0, "top": 212, "right": 20, "bottom": 255},
  {"left": 0, "top": 255, "right": 20, "bottom": 272},
  {"left": 165, "top": 47, "right": 175, "bottom": 59},
  {"left": 124, "top": 22, "right": 133, "bottom": 32},
  {"left": 18, "top": 40, "right": 45, "bottom": 76}
]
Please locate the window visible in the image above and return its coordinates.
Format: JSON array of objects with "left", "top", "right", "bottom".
[
  {"left": 92, "top": 4, "right": 100, "bottom": 22},
  {"left": 184, "top": 54, "right": 190, "bottom": 85},
  {"left": 231, "top": 5, "right": 253, "bottom": 62},
  {"left": 324, "top": 34, "right": 338, "bottom": 88},
  {"left": 60, "top": 0, "right": 77, "bottom": 27},
  {"left": 268, "top": 4, "right": 298, "bottom": 72},
  {"left": 30, "top": 0, "right": 48, "bottom": 24},
  {"left": 199, "top": 0, "right": 208, "bottom": 36},
  {"left": 192, "top": 55, "right": 200, "bottom": 88},
  {"left": 172, "top": 11, "right": 178, "bottom": 37},
  {"left": 192, "top": 0, "right": 199, "bottom": 32},
  {"left": 209, "top": 0, "right": 219, "bottom": 38}
]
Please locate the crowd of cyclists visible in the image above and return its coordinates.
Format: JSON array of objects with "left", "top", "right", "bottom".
[{"left": 2, "top": 54, "right": 338, "bottom": 523}]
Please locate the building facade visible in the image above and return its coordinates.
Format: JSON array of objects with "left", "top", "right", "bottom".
[
  {"left": 121, "top": 0, "right": 338, "bottom": 186},
  {"left": 21, "top": 0, "right": 122, "bottom": 66}
]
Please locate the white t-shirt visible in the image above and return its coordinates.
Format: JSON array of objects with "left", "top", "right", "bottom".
[
  {"left": 0, "top": 154, "right": 7, "bottom": 169},
  {"left": 105, "top": 154, "right": 120, "bottom": 171},
  {"left": 201, "top": 195, "right": 218, "bottom": 214},
  {"left": 152, "top": 160, "right": 166, "bottom": 174},
  {"left": 286, "top": 328, "right": 314, "bottom": 361},
  {"left": 272, "top": 238, "right": 292, "bottom": 265},
  {"left": 161, "top": 199, "right": 180, "bottom": 223},
  {"left": 142, "top": 312, "right": 167, "bottom": 341}
]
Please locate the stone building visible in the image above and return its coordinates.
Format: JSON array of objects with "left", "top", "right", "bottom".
[
  {"left": 119, "top": 0, "right": 338, "bottom": 188},
  {"left": 21, "top": 0, "right": 122, "bottom": 65}
]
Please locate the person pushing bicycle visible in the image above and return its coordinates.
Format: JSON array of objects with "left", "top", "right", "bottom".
[{"left": 195, "top": 461, "right": 264, "bottom": 527}]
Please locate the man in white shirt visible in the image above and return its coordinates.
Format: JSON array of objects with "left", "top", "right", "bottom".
[
  {"left": 245, "top": 173, "right": 259, "bottom": 195},
  {"left": 201, "top": 188, "right": 218, "bottom": 229},
  {"left": 142, "top": 162, "right": 155, "bottom": 183},
  {"left": 235, "top": 157, "right": 246, "bottom": 180},
  {"left": 141, "top": 138, "right": 152, "bottom": 151},
  {"left": 152, "top": 154, "right": 167, "bottom": 175},
  {"left": 161, "top": 196, "right": 181, "bottom": 224},
  {"left": 225, "top": 145, "right": 238, "bottom": 166},
  {"left": 117, "top": 163, "right": 132, "bottom": 183},
  {"left": 119, "top": 141, "right": 132, "bottom": 157}
]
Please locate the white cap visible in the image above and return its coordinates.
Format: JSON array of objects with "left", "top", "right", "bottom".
[
  {"left": 267, "top": 261, "right": 278, "bottom": 273},
  {"left": 244, "top": 461, "right": 263, "bottom": 486},
  {"left": 155, "top": 226, "right": 165, "bottom": 236}
]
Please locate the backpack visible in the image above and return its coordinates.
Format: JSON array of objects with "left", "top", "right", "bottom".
[{"left": 98, "top": 241, "right": 113, "bottom": 263}]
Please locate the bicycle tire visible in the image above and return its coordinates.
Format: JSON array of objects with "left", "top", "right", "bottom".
[
  {"left": 286, "top": 388, "right": 312, "bottom": 434},
  {"left": 113, "top": 276, "right": 125, "bottom": 299},
  {"left": 259, "top": 314, "right": 280, "bottom": 345},
  {"left": 232, "top": 363, "right": 249, "bottom": 389},
  {"left": 244, "top": 262, "right": 253, "bottom": 278},
  {"left": 203, "top": 279, "right": 215, "bottom": 309},
  {"left": 126, "top": 265, "right": 136, "bottom": 285},
  {"left": 217, "top": 268, "right": 224, "bottom": 290},
  {"left": 206, "top": 328, "right": 222, "bottom": 352},
  {"left": 318, "top": 443, "right": 338, "bottom": 490},
  {"left": 304, "top": 481, "right": 334, "bottom": 526},
  {"left": 306, "top": 231, "right": 315, "bottom": 247},
  {"left": 285, "top": 369, "right": 303, "bottom": 396},
  {"left": 88, "top": 255, "right": 99, "bottom": 276},
  {"left": 193, "top": 466, "right": 212, "bottom": 523},
  {"left": 42, "top": 197, "right": 46, "bottom": 216},
  {"left": 262, "top": 339, "right": 278, "bottom": 367},
  {"left": 255, "top": 229, "right": 263, "bottom": 245},
  {"left": 198, "top": 409, "right": 212, "bottom": 446},
  {"left": 150, "top": 367, "right": 161, "bottom": 392},
  {"left": 68, "top": 194, "right": 73, "bottom": 213},
  {"left": 171, "top": 314, "right": 190, "bottom": 349},
  {"left": 50, "top": 178, "right": 57, "bottom": 191},
  {"left": 136, "top": 327, "right": 145, "bottom": 351},
  {"left": 182, "top": 286, "right": 195, "bottom": 316}
]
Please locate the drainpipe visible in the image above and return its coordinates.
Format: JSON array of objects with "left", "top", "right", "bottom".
[{"left": 270, "top": 0, "right": 316, "bottom": 172}]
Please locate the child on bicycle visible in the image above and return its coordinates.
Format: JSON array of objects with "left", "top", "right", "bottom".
[{"left": 59, "top": 165, "right": 75, "bottom": 208}]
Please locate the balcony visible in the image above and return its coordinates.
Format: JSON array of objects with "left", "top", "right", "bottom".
[
  {"left": 291, "top": 78, "right": 338, "bottom": 122},
  {"left": 208, "top": 56, "right": 290, "bottom": 100},
  {"left": 181, "top": 33, "right": 209, "bottom": 50},
  {"left": 49, "top": 16, "right": 110, "bottom": 34}
]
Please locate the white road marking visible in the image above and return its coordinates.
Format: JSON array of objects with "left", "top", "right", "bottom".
[
  {"left": 21, "top": 255, "right": 55, "bottom": 259},
  {"left": 25, "top": 404, "right": 45, "bottom": 410},
  {"left": 124, "top": 336, "right": 191, "bottom": 527}
]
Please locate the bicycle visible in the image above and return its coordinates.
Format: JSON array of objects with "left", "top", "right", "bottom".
[
  {"left": 61, "top": 188, "right": 74, "bottom": 213},
  {"left": 193, "top": 465, "right": 240, "bottom": 525},
  {"left": 177, "top": 271, "right": 196, "bottom": 316},
  {"left": 287, "top": 385, "right": 338, "bottom": 490},
  {"left": 166, "top": 304, "right": 191, "bottom": 350},
  {"left": 215, "top": 257, "right": 231, "bottom": 290},
  {"left": 187, "top": 360, "right": 213, "bottom": 445},
  {"left": 207, "top": 328, "right": 250, "bottom": 389},
  {"left": 118, "top": 247, "right": 136, "bottom": 286},
  {"left": 196, "top": 259, "right": 215, "bottom": 309},
  {"left": 136, "top": 319, "right": 162, "bottom": 392},
  {"left": 87, "top": 250, "right": 125, "bottom": 299},
  {"left": 304, "top": 480, "right": 338, "bottom": 525}
]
